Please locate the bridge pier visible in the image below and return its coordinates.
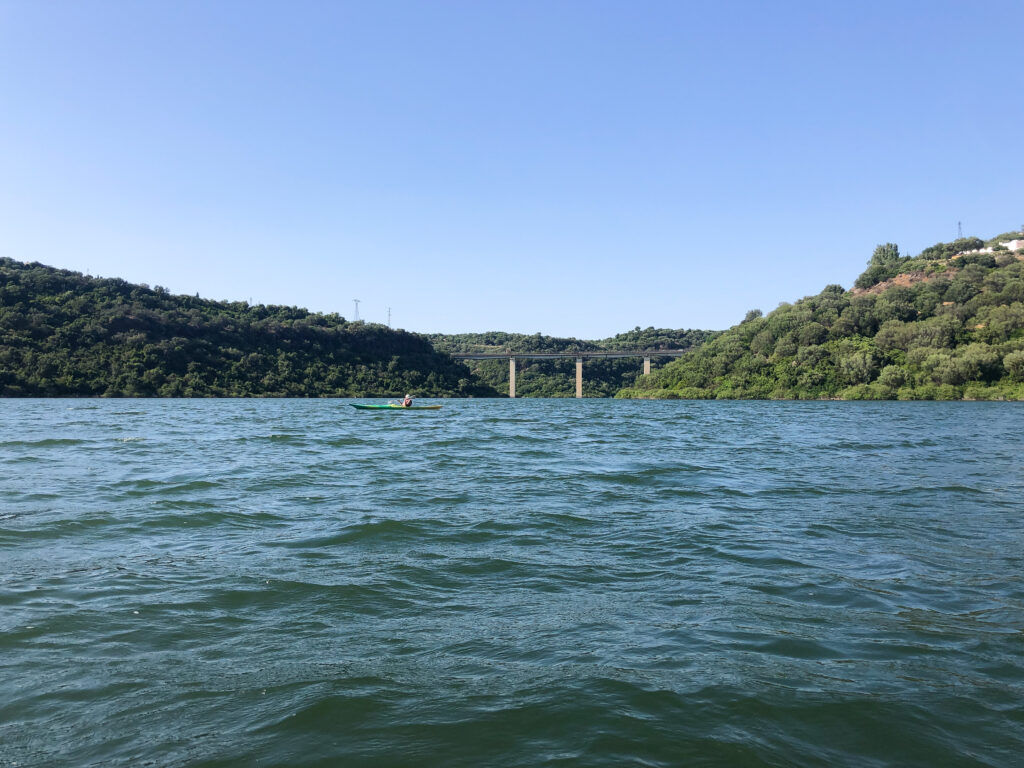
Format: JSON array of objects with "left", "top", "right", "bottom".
[
  {"left": 509, "top": 357, "right": 516, "bottom": 398},
  {"left": 576, "top": 357, "right": 583, "bottom": 398},
  {"left": 643, "top": 356, "right": 651, "bottom": 376}
]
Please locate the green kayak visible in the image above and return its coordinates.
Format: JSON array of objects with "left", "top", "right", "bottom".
[{"left": 350, "top": 404, "right": 442, "bottom": 411}]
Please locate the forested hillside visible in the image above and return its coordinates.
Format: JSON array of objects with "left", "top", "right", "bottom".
[
  {"left": 0, "top": 259, "right": 497, "bottom": 397},
  {"left": 428, "top": 328, "right": 715, "bottom": 397},
  {"left": 620, "top": 230, "right": 1024, "bottom": 400}
]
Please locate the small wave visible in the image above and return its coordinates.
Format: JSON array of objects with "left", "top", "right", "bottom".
[
  {"left": 230, "top": 433, "right": 311, "bottom": 446},
  {"left": 0, "top": 438, "right": 85, "bottom": 447},
  {"left": 253, "top": 686, "right": 395, "bottom": 734},
  {"left": 136, "top": 509, "right": 285, "bottom": 530},
  {"left": 0, "top": 515, "right": 118, "bottom": 542},
  {"left": 879, "top": 484, "right": 988, "bottom": 496},
  {"left": 753, "top": 485, "right": 835, "bottom": 497},
  {"left": 323, "top": 436, "right": 368, "bottom": 447},
  {"left": 0, "top": 455, "right": 45, "bottom": 464},
  {"left": 102, "top": 478, "right": 221, "bottom": 498},
  {"left": 424, "top": 437, "right": 469, "bottom": 448},
  {"left": 827, "top": 440, "right": 898, "bottom": 451},
  {"left": 579, "top": 465, "right": 715, "bottom": 486},
  {"left": 267, "top": 518, "right": 430, "bottom": 548},
  {"left": 654, "top": 488, "right": 712, "bottom": 499},
  {"left": 538, "top": 510, "right": 601, "bottom": 526},
  {"left": 711, "top": 548, "right": 814, "bottom": 570},
  {"left": 935, "top": 484, "right": 988, "bottom": 494}
]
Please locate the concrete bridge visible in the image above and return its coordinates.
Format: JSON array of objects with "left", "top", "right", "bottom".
[{"left": 450, "top": 350, "right": 689, "bottom": 398}]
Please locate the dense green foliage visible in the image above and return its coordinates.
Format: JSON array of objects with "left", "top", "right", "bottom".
[
  {"left": 620, "top": 231, "right": 1024, "bottom": 401},
  {"left": 20, "top": 225, "right": 1022, "bottom": 403},
  {"left": 428, "top": 328, "right": 715, "bottom": 397},
  {"left": 0, "top": 259, "right": 497, "bottom": 397}
]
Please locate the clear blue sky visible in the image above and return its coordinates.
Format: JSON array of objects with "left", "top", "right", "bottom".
[{"left": 2, "top": 1, "right": 1022, "bottom": 337}]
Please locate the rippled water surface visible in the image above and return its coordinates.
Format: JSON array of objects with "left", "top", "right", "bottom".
[{"left": 2, "top": 399, "right": 1023, "bottom": 767}]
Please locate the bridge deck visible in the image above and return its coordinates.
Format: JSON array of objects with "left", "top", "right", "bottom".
[{"left": 450, "top": 350, "right": 690, "bottom": 360}]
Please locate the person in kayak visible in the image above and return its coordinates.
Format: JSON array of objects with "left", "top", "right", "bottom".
[{"left": 400, "top": 394, "right": 413, "bottom": 407}]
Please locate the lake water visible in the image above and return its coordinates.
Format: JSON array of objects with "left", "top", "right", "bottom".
[{"left": 2, "top": 399, "right": 1023, "bottom": 767}]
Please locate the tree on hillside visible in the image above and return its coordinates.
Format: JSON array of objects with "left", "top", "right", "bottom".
[
  {"left": 855, "top": 242, "right": 907, "bottom": 289},
  {"left": 870, "top": 243, "right": 901, "bottom": 266}
]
